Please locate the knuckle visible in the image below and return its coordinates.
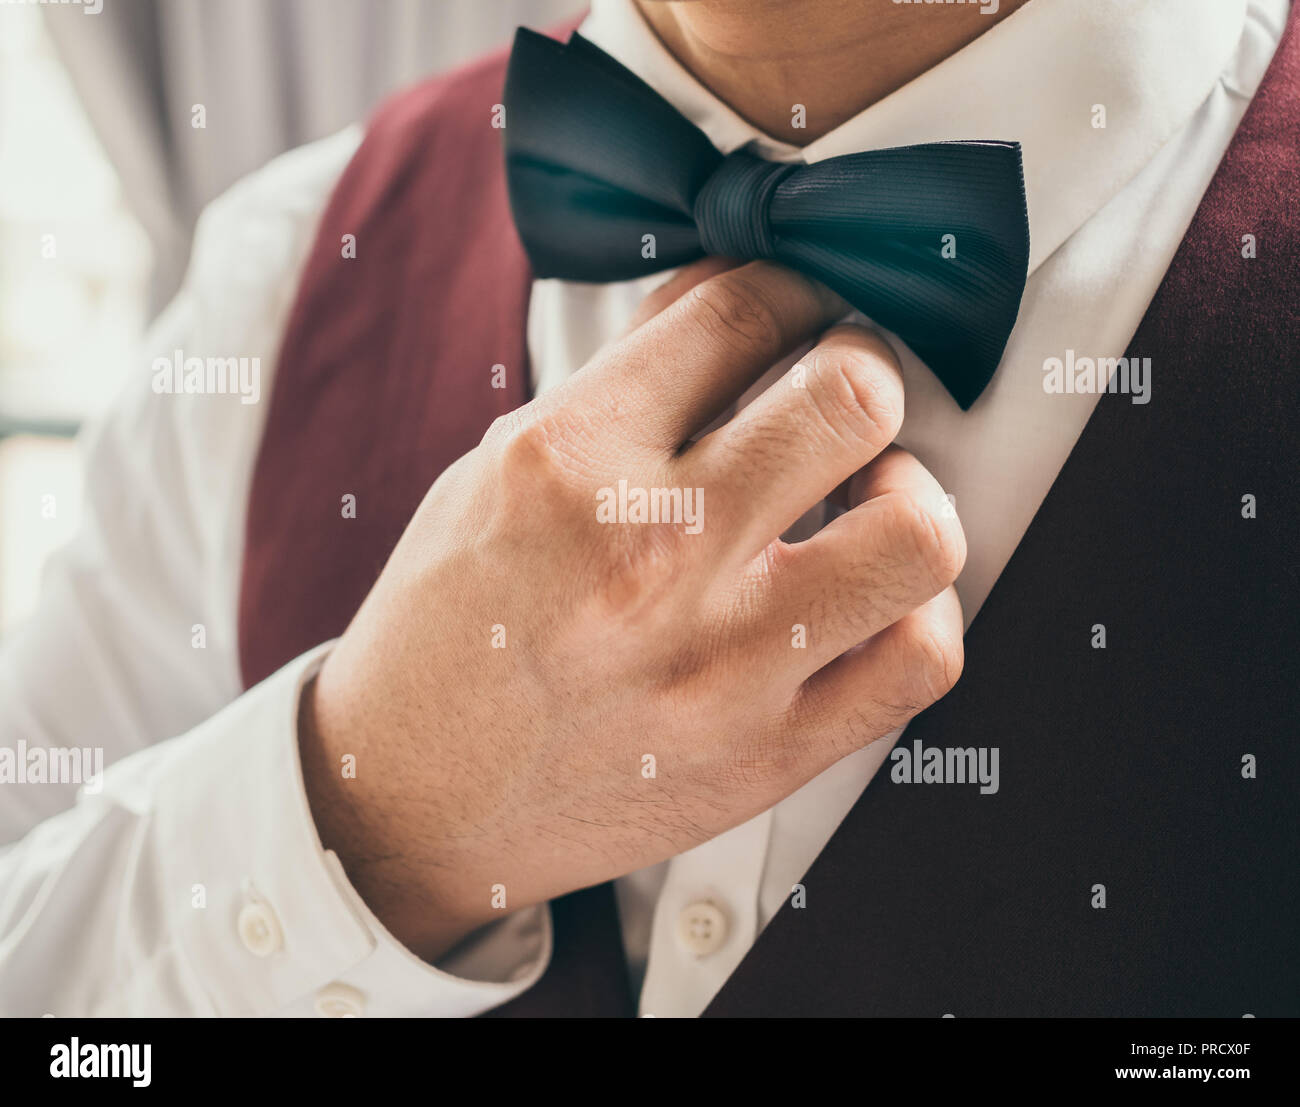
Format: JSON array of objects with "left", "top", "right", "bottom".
[
  {"left": 684, "top": 273, "right": 786, "bottom": 351},
  {"left": 496, "top": 418, "right": 564, "bottom": 494},
  {"left": 807, "top": 347, "right": 903, "bottom": 449},
  {"left": 492, "top": 409, "right": 583, "bottom": 495},
  {"left": 589, "top": 521, "right": 688, "bottom": 624},
  {"left": 482, "top": 407, "right": 530, "bottom": 449},
  {"left": 488, "top": 412, "right": 608, "bottom": 538},
  {"left": 884, "top": 490, "right": 967, "bottom": 590},
  {"left": 905, "top": 622, "right": 965, "bottom": 705}
]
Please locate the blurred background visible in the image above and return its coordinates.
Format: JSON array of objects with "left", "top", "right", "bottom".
[{"left": 0, "top": 0, "right": 585, "bottom": 632}]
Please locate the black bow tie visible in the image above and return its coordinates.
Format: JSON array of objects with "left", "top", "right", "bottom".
[{"left": 503, "top": 28, "right": 1030, "bottom": 410}]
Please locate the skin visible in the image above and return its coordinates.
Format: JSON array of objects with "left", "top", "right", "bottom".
[
  {"left": 637, "top": 0, "right": 1034, "bottom": 142},
  {"left": 303, "top": 262, "right": 966, "bottom": 960},
  {"left": 300, "top": 0, "right": 1027, "bottom": 962}
]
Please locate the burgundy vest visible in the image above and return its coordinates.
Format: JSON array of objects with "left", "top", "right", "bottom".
[{"left": 241, "top": 12, "right": 1300, "bottom": 1016}]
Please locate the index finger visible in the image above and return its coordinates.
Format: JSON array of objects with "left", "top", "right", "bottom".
[
  {"left": 618, "top": 256, "right": 742, "bottom": 337},
  {"left": 580, "top": 260, "right": 849, "bottom": 450}
]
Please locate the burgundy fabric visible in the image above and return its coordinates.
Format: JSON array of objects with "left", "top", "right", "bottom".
[
  {"left": 238, "top": 26, "right": 633, "bottom": 1019},
  {"left": 241, "top": 9, "right": 1298, "bottom": 1016},
  {"left": 238, "top": 44, "right": 531, "bottom": 688}
]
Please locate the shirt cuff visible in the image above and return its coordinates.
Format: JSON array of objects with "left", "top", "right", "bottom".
[{"left": 140, "top": 642, "right": 551, "bottom": 1016}]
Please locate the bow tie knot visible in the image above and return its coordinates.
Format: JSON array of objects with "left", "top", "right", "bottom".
[{"left": 693, "top": 150, "right": 796, "bottom": 261}]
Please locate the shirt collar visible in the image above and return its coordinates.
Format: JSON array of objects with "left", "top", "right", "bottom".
[{"left": 580, "top": 0, "right": 1250, "bottom": 275}]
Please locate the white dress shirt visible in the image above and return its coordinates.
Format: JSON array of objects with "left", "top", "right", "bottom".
[{"left": 0, "top": 0, "right": 1287, "bottom": 1017}]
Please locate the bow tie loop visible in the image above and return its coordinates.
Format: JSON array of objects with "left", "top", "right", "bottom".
[{"left": 693, "top": 150, "right": 796, "bottom": 261}]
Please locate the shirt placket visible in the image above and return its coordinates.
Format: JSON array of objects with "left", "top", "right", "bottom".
[{"left": 637, "top": 806, "right": 774, "bottom": 1017}]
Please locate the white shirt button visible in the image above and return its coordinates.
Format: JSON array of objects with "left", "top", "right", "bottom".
[
  {"left": 236, "top": 901, "right": 282, "bottom": 957},
  {"left": 315, "top": 982, "right": 365, "bottom": 1018},
  {"left": 676, "top": 900, "right": 728, "bottom": 957}
]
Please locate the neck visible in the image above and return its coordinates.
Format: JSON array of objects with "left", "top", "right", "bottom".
[{"left": 635, "top": 0, "right": 1032, "bottom": 142}]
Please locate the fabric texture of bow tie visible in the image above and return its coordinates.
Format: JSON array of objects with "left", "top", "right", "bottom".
[{"left": 503, "top": 27, "right": 1030, "bottom": 410}]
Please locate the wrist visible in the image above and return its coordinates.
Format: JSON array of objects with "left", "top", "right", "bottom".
[{"left": 297, "top": 666, "right": 488, "bottom": 961}]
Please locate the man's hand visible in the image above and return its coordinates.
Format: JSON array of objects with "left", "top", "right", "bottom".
[{"left": 299, "top": 260, "right": 966, "bottom": 961}]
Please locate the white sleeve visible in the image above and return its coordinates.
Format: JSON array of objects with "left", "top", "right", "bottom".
[{"left": 0, "top": 126, "right": 550, "bottom": 1016}]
